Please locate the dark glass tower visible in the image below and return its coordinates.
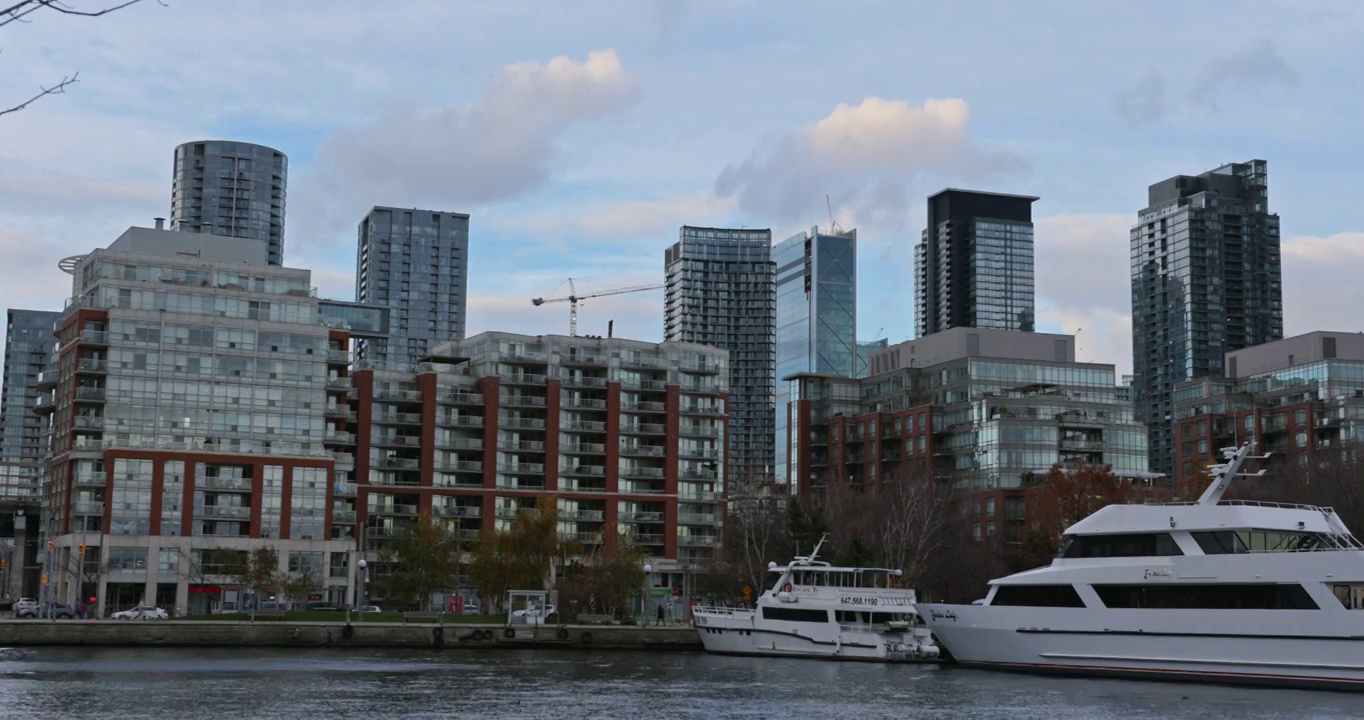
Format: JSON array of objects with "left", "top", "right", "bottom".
[
  {"left": 914, "top": 189, "right": 1037, "bottom": 338},
  {"left": 1, "top": 309, "right": 59, "bottom": 463},
  {"left": 1131, "top": 160, "right": 1282, "bottom": 478},
  {"left": 171, "top": 140, "right": 288, "bottom": 265},
  {"left": 665, "top": 226, "right": 775, "bottom": 489}
]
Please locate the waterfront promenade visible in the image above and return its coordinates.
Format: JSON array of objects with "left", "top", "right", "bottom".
[{"left": 0, "top": 619, "right": 701, "bottom": 650}]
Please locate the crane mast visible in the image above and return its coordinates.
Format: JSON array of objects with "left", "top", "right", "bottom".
[{"left": 531, "top": 278, "right": 664, "bottom": 336}]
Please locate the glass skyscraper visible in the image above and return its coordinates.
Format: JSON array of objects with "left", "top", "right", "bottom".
[
  {"left": 665, "top": 226, "right": 775, "bottom": 489},
  {"left": 170, "top": 141, "right": 288, "bottom": 266},
  {"left": 1, "top": 309, "right": 60, "bottom": 463},
  {"left": 1131, "top": 160, "right": 1282, "bottom": 478},
  {"left": 355, "top": 207, "right": 470, "bottom": 368},
  {"left": 914, "top": 189, "right": 1037, "bottom": 338},
  {"left": 773, "top": 226, "right": 857, "bottom": 487}
]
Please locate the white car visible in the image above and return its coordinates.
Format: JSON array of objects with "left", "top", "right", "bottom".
[
  {"left": 12, "top": 598, "right": 38, "bottom": 615},
  {"left": 113, "top": 606, "right": 168, "bottom": 620},
  {"left": 511, "top": 604, "right": 556, "bottom": 623}
]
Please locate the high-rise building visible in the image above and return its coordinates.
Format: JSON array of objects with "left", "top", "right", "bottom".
[
  {"left": 785, "top": 326, "right": 1149, "bottom": 553},
  {"left": 914, "top": 189, "right": 1037, "bottom": 338},
  {"left": 1, "top": 309, "right": 60, "bottom": 463},
  {"left": 355, "top": 207, "right": 470, "bottom": 369},
  {"left": 665, "top": 226, "right": 775, "bottom": 488},
  {"left": 1131, "top": 160, "right": 1282, "bottom": 478},
  {"left": 170, "top": 141, "right": 288, "bottom": 265},
  {"left": 773, "top": 226, "right": 857, "bottom": 487},
  {"left": 351, "top": 332, "right": 728, "bottom": 576},
  {"left": 39, "top": 225, "right": 356, "bottom": 615}
]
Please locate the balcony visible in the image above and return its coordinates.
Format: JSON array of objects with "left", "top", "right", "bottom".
[
  {"left": 201, "top": 476, "right": 252, "bottom": 492},
  {"left": 79, "top": 329, "right": 109, "bottom": 346},
  {"left": 621, "top": 466, "right": 665, "bottom": 479},
  {"left": 1060, "top": 438, "right": 1105, "bottom": 452},
  {"left": 433, "top": 505, "right": 481, "bottom": 519},
  {"left": 622, "top": 401, "right": 666, "bottom": 413},
  {"left": 73, "top": 472, "right": 105, "bottom": 487},
  {"left": 497, "top": 463, "right": 545, "bottom": 475},
  {"left": 434, "top": 460, "right": 483, "bottom": 473},
  {"left": 198, "top": 505, "right": 251, "bottom": 520},
  {"left": 621, "top": 445, "right": 665, "bottom": 458},
  {"left": 371, "top": 505, "right": 419, "bottom": 517},
  {"left": 679, "top": 492, "right": 722, "bottom": 502},
  {"left": 566, "top": 509, "right": 604, "bottom": 521},
  {"left": 562, "top": 442, "right": 605, "bottom": 454},
  {"left": 679, "top": 447, "right": 721, "bottom": 460},
  {"left": 436, "top": 437, "right": 483, "bottom": 451},
  {"left": 562, "top": 420, "right": 606, "bottom": 433},
  {"left": 333, "top": 482, "right": 357, "bottom": 497},
  {"left": 33, "top": 395, "right": 55, "bottom": 415},
  {"left": 681, "top": 469, "right": 718, "bottom": 480},
  {"left": 500, "top": 440, "right": 546, "bottom": 452},
  {"left": 325, "top": 431, "right": 357, "bottom": 444},
  {"left": 376, "top": 389, "right": 422, "bottom": 402},
  {"left": 680, "top": 426, "right": 721, "bottom": 438},
  {"left": 70, "top": 440, "right": 104, "bottom": 454},
  {"left": 679, "top": 535, "right": 720, "bottom": 547},
  {"left": 499, "top": 373, "right": 547, "bottom": 385},
  {"left": 73, "top": 502, "right": 104, "bottom": 515},
  {"left": 563, "top": 398, "right": 606, "bottom": 410},
  {"left": 75, "top": 387, "right": 106, "bottom": 403},
  {"left": 561, "top": 481, "right": 606, "bottom": 493},
  {"left": 622, "top": 423, "right": 666, "bottom": 436},
  {"left": 634, "top": 533, "right": 666, "bottom": 545},
  {"left": 637, "top": 380, "right": 669, "bottom": 392},
  {"left": 562, "top": 376, "right": 608, "bottom": 389},
  {"left": 326, "top": 378, "right": 351, "bottom": 391},
  {"left": 374, "top": 435, "right": 421, "bottom": 448},
  {"left": 375, "top": 457, "right": 419, "bottom": 470},
  {"left": 442, "top": 415, "right": 486, "bottom": 428},
  {"left": 374, "top": 412, "right": 421, "bottom": 425},
  {"left": 78, "top": 357, "right": 110, "bottom": 374},
  {"left": 559, "top": 531, "right": 604, "bottom": 545},
  {"left": 679, "top": 360, "right": 721, "bottom": 375},
  {"left": 678, "top": 512, "right": 719, "bottom": 525},
  {"left": 440, "top": 392, "right": 484, "bottom": 406},
  {"left": 332, "top": 510, "right": 357, "bottom": 524},
  {"left": 495, "top": 506, "right": 537, "bottom": 520},
  {"left": 34, "top": 369, "right": 59, "bottom": 391},
  {"left": 498, "top": 417, "right": 543, "bottom": 430},
  {"left": 324, "top": 405, "right": 349, "bottom": 419},
  {"left": 331, "top": 453, "right": 355, "bottom": 467},
  {"left": 502, "top": 351, "right": 548, "bottom": 364},
  {"left": 680, "top": 405, "right": 723, "bottom": 416},
  {"left": 560, "top": 354, "right": 606, "bottom": 367},
  {"left": 327, "top": 350, "right": 350, "bottom": 363},
  {"left": 561, "top": 464, "right": 605, "bottom": 476},
  {"left": 620, "top": 356, "right": 664, "bottom": 370},
  {"left": 500, "top": 395, "right": 547, "bottom": 408}
]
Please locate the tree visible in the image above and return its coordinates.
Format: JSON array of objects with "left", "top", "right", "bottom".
[
  {"left": 723, "top": 493, "right": 790, "bottom": 595},
  {"left": 785, "top": 497, "right": 826, "bottom": 555},
  {"left": 379, "top": 511, "right": 463, "bottom": 612},
  {"left": 231, "top": 546, "right": 280, "bottom": 621},
  {"left": 279, "top": 560, "right": 323, "bottom": 611},
  {"left": 1, "top": 0, "right": 163, "bottom": 117},
  {"left": 1019, "top": 464, "right": 1132, "bottom": 566},
  {"left": 559, "top": 532, "right": 647, "bottom": 620},
  {"left": 468, "top": 496, "right": 559, "bottom": 612}
]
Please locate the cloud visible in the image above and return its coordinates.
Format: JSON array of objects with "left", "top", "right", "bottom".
[
  {"left": 1033, "top": 214, "right": 1135, "bottom": 373},
  {"left": 714, "top": 97, "right": 1028, "bottom": 226},
  {"left": 652, "top": 0, "right": 691, "bottom": 39},
  {"left": 493, "top": 192, "right": 736, "bottom": 245},
  {"left": 1110, "top": 70, "right": 1168, "bottom": 126},
  {"left": 1190, "top": 39, "right": 1299, "bottom": 111},
  {"left": 1281, "top": 232, "right": 1364, "bottom": 335},
  {"left": 295, "top": 49, "right": 641, "bottom": 248}
]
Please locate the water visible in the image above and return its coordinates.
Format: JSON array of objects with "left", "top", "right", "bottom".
[{"left": 0, "top": 647, "right": 1359, "bottom": 719}]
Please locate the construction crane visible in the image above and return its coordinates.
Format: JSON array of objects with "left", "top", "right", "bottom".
[{"left": 531, "top": 278, "right": 663, "bottom": 336}]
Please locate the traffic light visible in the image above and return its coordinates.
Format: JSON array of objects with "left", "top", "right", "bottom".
[
  {"left": 1, "top": 559, "right": 6, "bottom": 570},
  {"left": 46, "top": 539, "right": 52, "bottom": 553},
  {"left": 41, "top": 573, "right": 48, "bottom": 586},
  {"left": 79, "top": 543, "right": 86, "bottom": 556}
]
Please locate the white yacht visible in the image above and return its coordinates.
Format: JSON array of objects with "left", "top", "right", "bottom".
[
  {"left": 693, "top": 537, "right": 940, "bottom": 662},
  {"left": 917, "top": 443, "right": 1364, "bottom": 690}
]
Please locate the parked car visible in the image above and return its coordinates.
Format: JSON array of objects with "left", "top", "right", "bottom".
[
  {"left": 304, "top": 601, "right": 341, "bottom": 611},
  {"left": 12, "top": 598, "right": 38, "bottom": 615},
  {"left": 113, "top": 606, "right": 169, "bottom": 620},
  {"left": 460, "top": 598, "right": 481, "bottom": 615},
  {"left": 356, "top": 605, "right": 381, "bottom": 613},
  {"left": 511, "top": 604, "right": 556, "bottom": 623},
  {"left": 18, "top": 603, "right": 75, "bottom": 619}
]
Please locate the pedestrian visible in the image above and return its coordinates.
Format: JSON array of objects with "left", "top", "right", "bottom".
[
  {"left": 656, "top": 604, "right": 664, "bottom": 625},
  {"left": 77, "top": 600, "right": 87, "bottom": 619}
]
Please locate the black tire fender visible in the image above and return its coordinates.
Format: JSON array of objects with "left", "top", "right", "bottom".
[
  {"left": 580, "top": 631, "right": 593, "bottom": 644},
  {"left": 503, "top": 627, "right": 515, "bottom": 639}
]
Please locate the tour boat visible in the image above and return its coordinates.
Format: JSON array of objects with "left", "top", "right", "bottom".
[
  {"left": 693, "top": 537, "right": 940, "bottom": 662},
  {"left": 917, "top": 442, "right": 1364, "bottom": 690}
]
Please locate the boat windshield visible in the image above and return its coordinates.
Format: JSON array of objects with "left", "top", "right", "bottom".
[{"left": 790, "top": 569, "right": 894, "bottom": 589}]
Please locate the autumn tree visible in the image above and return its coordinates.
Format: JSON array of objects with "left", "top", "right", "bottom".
[
  {"left": 468, "top": 496, "right": 559, "bottom": 612},
  {"left": 379, "top": 511, "right": 464, "bottom": 611},
  {"left": 279, "top": 561, "right": 323, "bottom": 611},
  {"left": 231, "top": 546, "right": 281, "bottom": 621},
  {"left": 559, "top": 532, "right": 647, "bottom": 620},
  {"left": 722, "top": 493, "right": 790, "bottom": 595},
  {"left": 1018, "top": 464, "right": 1131, "bottom": 567},
  {"left": 1, "top": 0, "right": 163, "bottom": 117}
]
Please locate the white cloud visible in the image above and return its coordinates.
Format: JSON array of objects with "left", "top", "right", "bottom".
[
  {"left": 295, "top": 49, "right": 641, "bottom": 250},
  {"left": 493, "top": 191, "right": 736, "bottom": 245},
  {"left": 1281, "top": 232, "right": 1364, "bottom": 335},
  {"left": 1033, "top": 214, "right": 1134, "bottom": 374},
  {"left": 714, "top": 97, "right": 1028, "bottom": 225}
]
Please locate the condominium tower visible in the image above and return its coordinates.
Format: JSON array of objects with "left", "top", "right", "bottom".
[
  {"left": 773, "top": 226, "right": 857, "bottom": 489},
  {"left": 1, "top": 309, "right": 61, "bottom": 463},
  {"left": 355, "top": 207, "right": 470, "bottom": 368},
  {"left": 664, "top": 226, "right": 775, "bottom": 488},
  {"left": 914, "top": 189, "right": 1037, "bottom": 338},
  {"left": 170, "top": 140, "right": 288, "bottom": 265},
  {"left": 1131, "top": 160, "right": 1282, "bottom": 478}
]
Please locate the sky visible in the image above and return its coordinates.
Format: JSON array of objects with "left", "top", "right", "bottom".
[{"left": 3, "top": 0, "right": 1363, "bottom": 376}]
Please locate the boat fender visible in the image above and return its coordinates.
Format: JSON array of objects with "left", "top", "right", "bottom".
[
  {"left": 482, "top": 629, "right": 494, "bottom": 641},
  {"left": 504, "top": 627, "right": 516, "bottom": 639},
  {"left": 581, "top": 631, "right": 594, "bottom": 644},
  {"left": 557, "top": 628, "right": 569, "bottom": 640},
  {"left": 342, "top": 623, "right": 355, "bottom": 640},
  {"left": 782, "top": 583, "right": 793, "bottom": 593},
  {"left": 432, "top": 626, "right": 445, "bottom": 648}
]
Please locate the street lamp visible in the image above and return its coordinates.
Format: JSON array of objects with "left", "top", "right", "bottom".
[
  {"left": 357, "top": 559, "right": 368, "bottom": 624},
  {"left": 642, "top": 563, "right": 652, "bottom": 625}
]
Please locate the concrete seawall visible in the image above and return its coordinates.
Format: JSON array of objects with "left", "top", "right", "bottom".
[{"left": 0, "top": 620, "right": 702, "bottom": 651}]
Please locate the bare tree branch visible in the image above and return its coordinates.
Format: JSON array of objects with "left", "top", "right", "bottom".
[
  {"left": 0, "top": 0, "right": 155, "bottom": 27},
  {"left": 0, "top": 72, "right": 76, "bottom": 116}
]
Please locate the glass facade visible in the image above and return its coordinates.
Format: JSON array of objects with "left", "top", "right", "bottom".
[
  {"left": 915, "top": 190, "right": 1037, "bottom": 337},
  {"left": 1, "top": 309, "right": 60, "bottom": 463},
  {"left": 665, "top": 226, "right": 775, "bottom": 488},
  {"left": 773, "top": 227, "right": 858, "bottom": 487},
  {"left": 170, "top": 141, "right": 288, "bottom": 265},
  {"left": 1131, "top": 160, "right": 1282, "bottom": 477},
  {"left": 355, "top": 207, "right": 469, "bottom": 368},
  {"left": 855, "top": 338, "right": 888, "bottom": 379}
]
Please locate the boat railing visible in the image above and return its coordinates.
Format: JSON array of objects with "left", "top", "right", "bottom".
[
  {"left": 693, "top": 605, "right": 755, "bottom": 617},
  {"left": 1150, "top": 499, "right": 1338, "bottom": 513}
]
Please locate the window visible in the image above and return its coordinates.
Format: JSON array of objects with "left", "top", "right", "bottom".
[
  {"left": 1295, "top": 409, "right": 1307, "bottom": 425},
  {"left": 1060, "top": 533, "right": 1183, "bottom": 558},
  {"left": 990, "top": 585, "right": 1085, "bottom": 607},
  {"left": 158, "top": 548, "right": 179, "bottom": 574},
  {"left": 1192, "top": 530, "right": 1326, "bottom": 554},
  {"left": 1244, "top": 415, "right": 1254, "bottom": 431},
  {"left": 1094, "top": 584, "right": 1318, "bottom": 610},
  {"left": 761, "top": 607, "right": 828, "bottom": 623}
]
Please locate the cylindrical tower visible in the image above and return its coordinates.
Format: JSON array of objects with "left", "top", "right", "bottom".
[{"left": 170, "top": 140, "right": 288, "bottom": 265}]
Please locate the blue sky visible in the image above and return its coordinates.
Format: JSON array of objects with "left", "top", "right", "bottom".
[{"left": 3, "top": 0, "right": 1363, "bottom": 375}]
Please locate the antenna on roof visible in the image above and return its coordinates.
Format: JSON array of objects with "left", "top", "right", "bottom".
[{"left": 1197, "top": 441, "right": 1272, "bottom": 506}]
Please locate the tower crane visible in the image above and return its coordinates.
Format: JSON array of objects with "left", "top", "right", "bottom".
[{"left": 531, "top": 278, "right": 664, "bottom": 336}]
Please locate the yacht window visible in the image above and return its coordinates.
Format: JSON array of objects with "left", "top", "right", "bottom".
[
  {"left": 990, "top": 585, "right": 1085, "bottom": 607},
  {"left": 1094, "top": 583, "right": 1318, "bottom": 610},
  {"left": 761, "top": 607, "right": 828, "bottom": 623},
  {"left": 1192, "top": 530, "right": 1324, "bottom": 555},
  {"left": 766, "top": 571, "right": 785, "bottom": 592},
  {"left": 1061, "top": 533, "right": 1183, "bottom": 558}
]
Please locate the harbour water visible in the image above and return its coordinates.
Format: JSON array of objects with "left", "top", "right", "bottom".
[{"left": 0, "top": 647, "right": 1359, "bottom": 719}]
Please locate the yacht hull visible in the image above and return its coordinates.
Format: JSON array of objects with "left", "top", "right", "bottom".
[
  {"left": 695, "top": 612, "right": 939, "bottom": 662},
  {"left": 917, "top": 603, "right": 1364, "bottom": 690}
]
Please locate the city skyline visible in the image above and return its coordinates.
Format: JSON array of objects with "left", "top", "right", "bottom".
[{"left": 3, "top": 1, "right": 1364, "bottom": 378}]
